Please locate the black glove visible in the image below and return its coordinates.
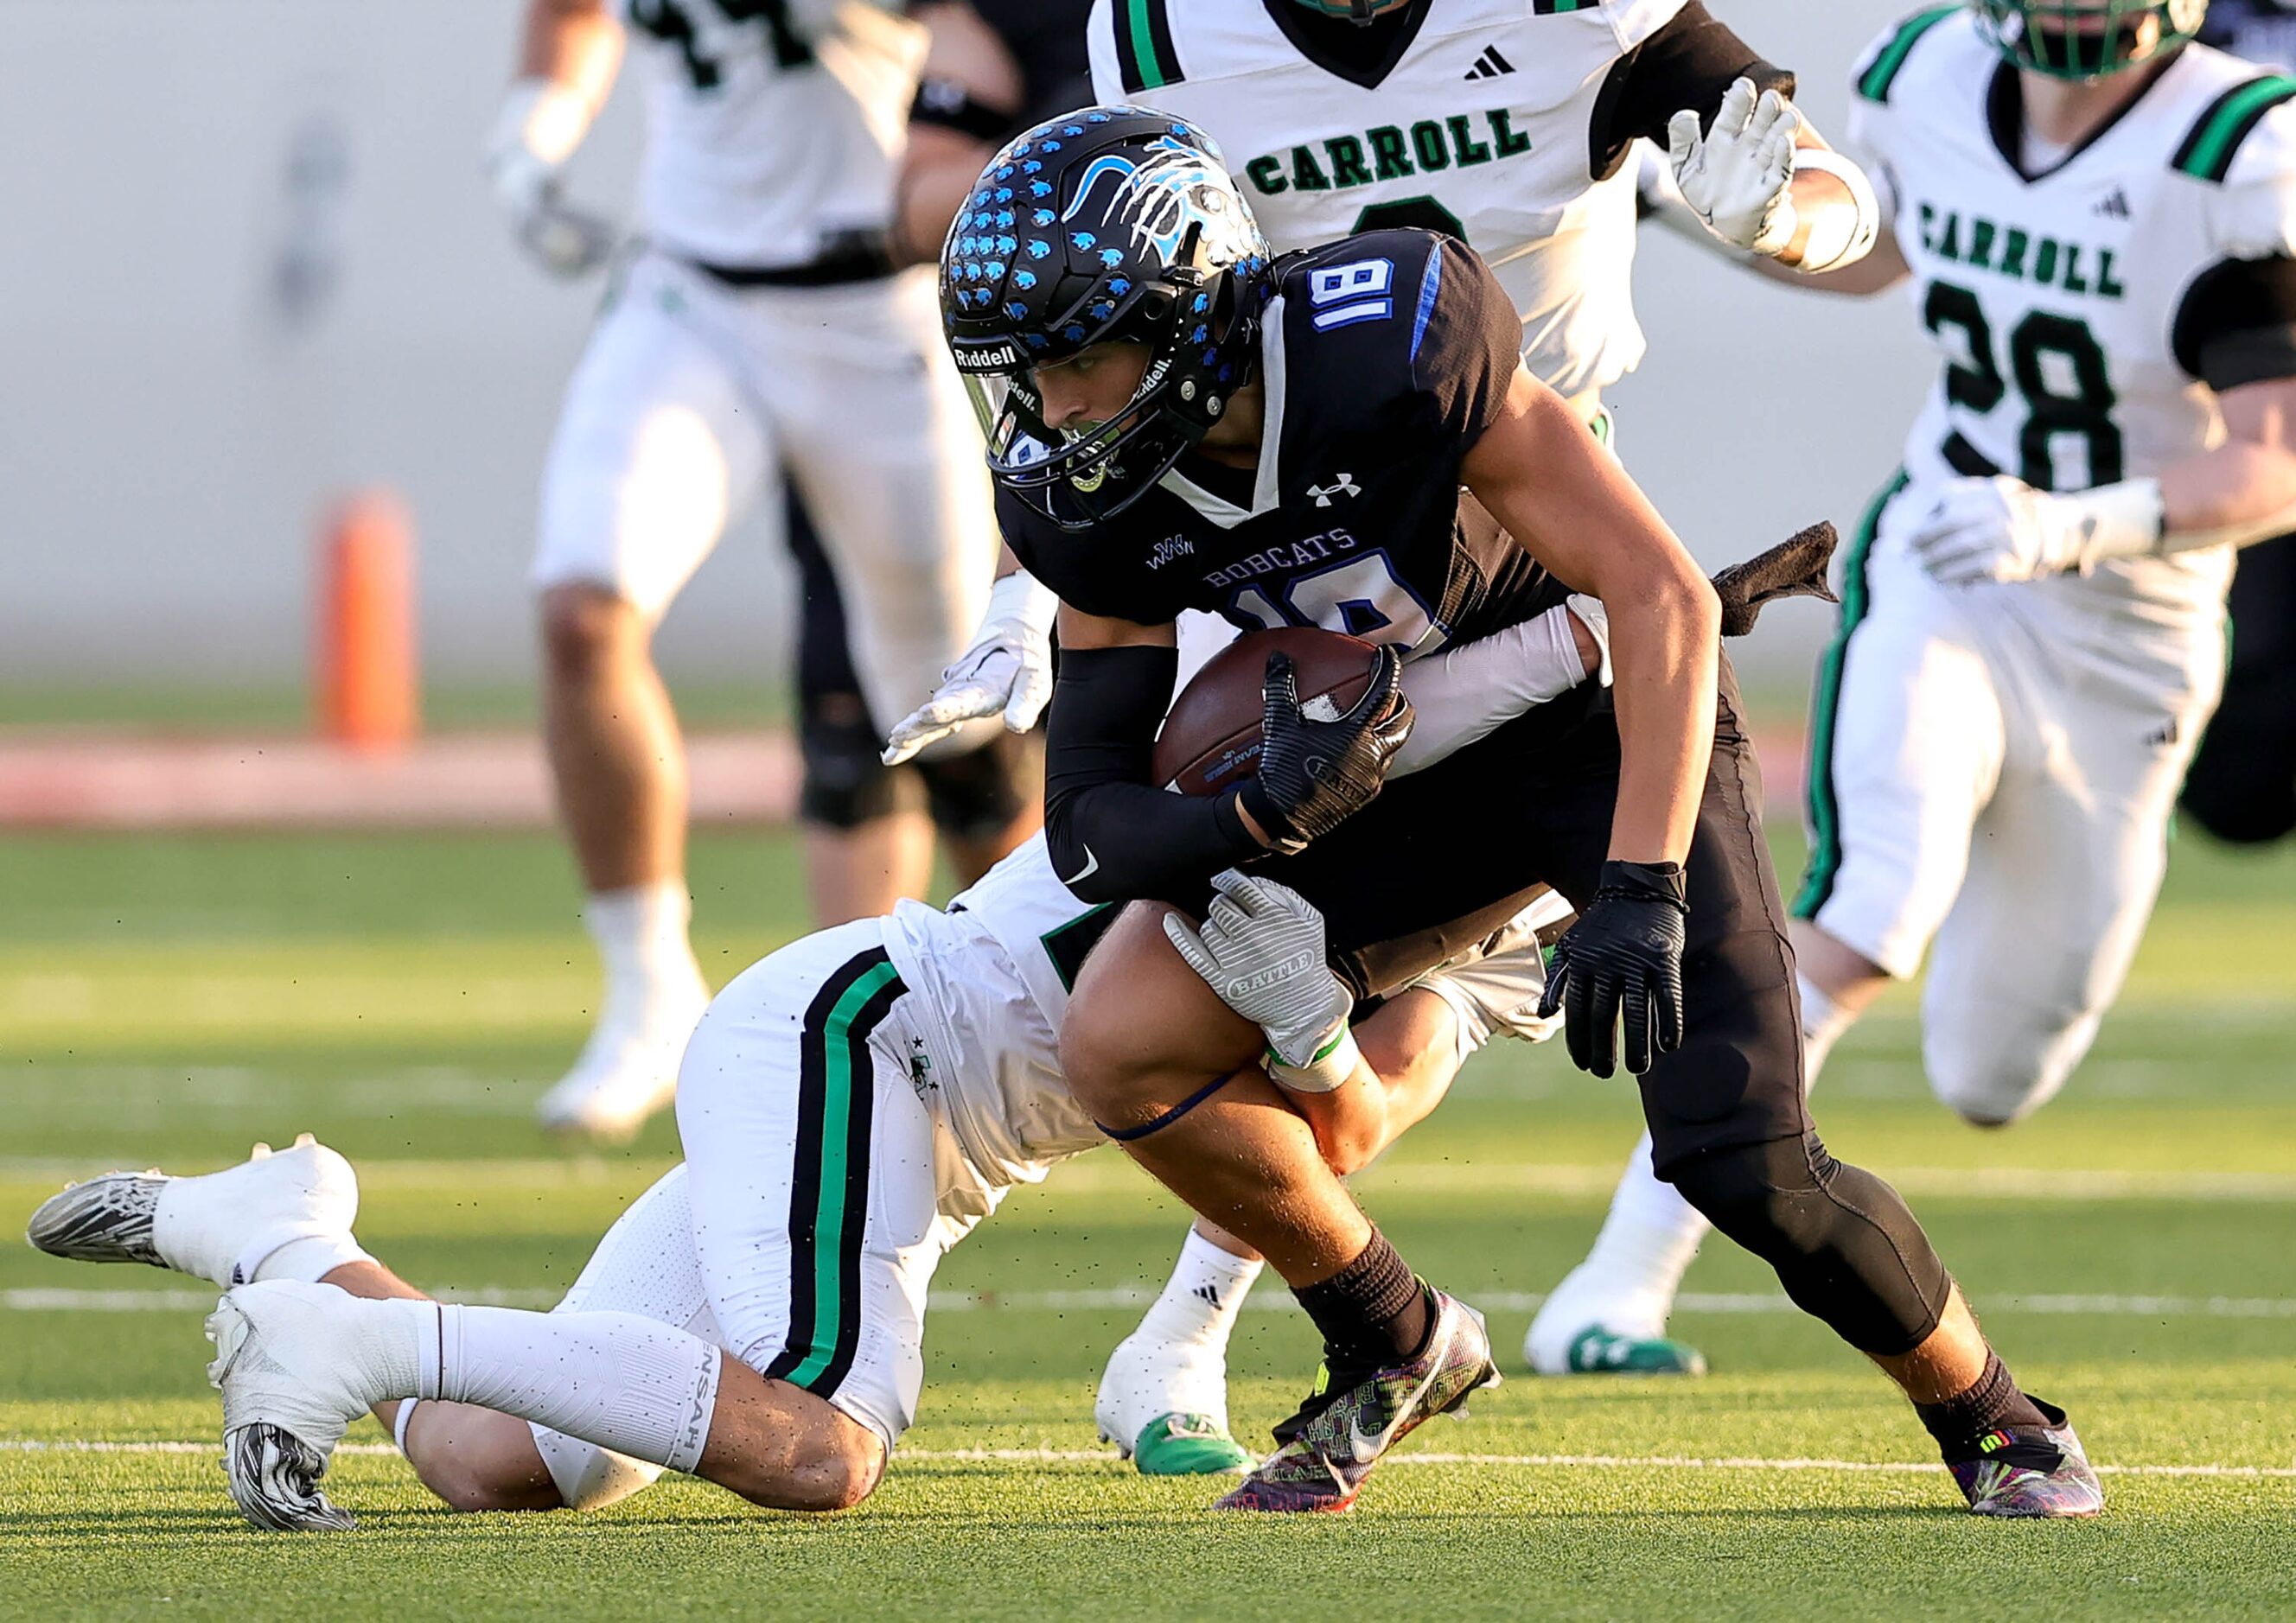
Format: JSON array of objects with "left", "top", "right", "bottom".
[
  {"left": 1238, "top": 646, "right": 1414, "bottom": 853},
  {"left": 1537, "top": 859, "right": 1688, "bottom": 1078}
]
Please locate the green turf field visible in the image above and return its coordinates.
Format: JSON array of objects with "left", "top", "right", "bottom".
[{"left": 2, "top": 827, "right": 2293, "bottom": 1620}]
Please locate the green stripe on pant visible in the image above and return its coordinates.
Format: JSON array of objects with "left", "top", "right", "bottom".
[
  {"left": 1792, "top": 472, "right": 1909, "bottom": 920},
  {"left": 767, "top": 947, "right": 906, "bottom": 1396}
]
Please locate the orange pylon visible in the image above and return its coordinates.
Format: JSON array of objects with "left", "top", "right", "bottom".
[{"left": 316, "top": 489, "right": 418, "bottom": 752}]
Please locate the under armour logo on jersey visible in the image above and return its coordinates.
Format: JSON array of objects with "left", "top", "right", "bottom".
[
  {"left": 1308, "top": 474, "right": 1361, "bottom": 506},
  {"left": 1463, "top": 44, "right": 1516, "bottom": 81},
  {"left": 2095, "top": 187, "right": 2132, "bottom": 220}
]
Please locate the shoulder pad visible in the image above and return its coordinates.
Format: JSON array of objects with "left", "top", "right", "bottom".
[
  {"left": 1853, "top": 6, "right": 1960, "bottom": 105},
  {"left": 2172, "top": 73, "right": 2296, "bottom": 185}
]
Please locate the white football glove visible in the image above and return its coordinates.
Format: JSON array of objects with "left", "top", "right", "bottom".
[
  {"left": 486, "top": 80, "right": 617, "bottom": 279},
  {"left": 1907, "top": 474, "right": 2165, "bottom": 585},
  {"left": 1163, "top": 872, "right": 1358, "bottom": 1094},
  {"left": 880, "top": 570, "right": 1059, "bottom": 765},
  {"left": 1667, "top": 77, "right": 1802, "bottom": 258}
]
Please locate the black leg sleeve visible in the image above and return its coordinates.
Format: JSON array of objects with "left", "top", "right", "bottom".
[{"left": 1668, "top": 1133, "right": 1954, "bottom": 1358}]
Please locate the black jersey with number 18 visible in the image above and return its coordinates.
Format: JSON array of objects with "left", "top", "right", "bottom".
[{"left": 998, "top": 228, "right": 1568, "bottom": 659}]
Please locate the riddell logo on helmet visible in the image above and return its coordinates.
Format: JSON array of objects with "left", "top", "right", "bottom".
[{"left": 953, "top": 342, "right": 1024, "bottom": 373}]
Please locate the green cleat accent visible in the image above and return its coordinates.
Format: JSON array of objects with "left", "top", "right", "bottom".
[
  {"left": 1565, "top": 1326, "right": 1709, "bottom": 1377},
  {"left": 1128, "top": 1412, "right": 1254, "bottom": 1476}
]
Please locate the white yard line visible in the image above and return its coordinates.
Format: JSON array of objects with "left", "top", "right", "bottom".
[
  {"left": 0, "top": 1438, "right": 2288, "bottom": 1480},
  {"left": 7, "top": 1286, "right": 2294, "bottom": 1319}
]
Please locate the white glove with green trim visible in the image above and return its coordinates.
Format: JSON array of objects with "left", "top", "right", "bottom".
[{"left": 1163, "top": 872, "right": 1359, "bottom": 1094}]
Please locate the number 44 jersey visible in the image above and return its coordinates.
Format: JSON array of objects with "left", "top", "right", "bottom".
[
  {"left": 1853, "top": 7, "right": 2296, "bottom": 621},
  {"left": 622, "top": 0, "right": 923, "bottom": 268}
]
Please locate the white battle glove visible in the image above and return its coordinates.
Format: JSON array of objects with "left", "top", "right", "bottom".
[
  {"left": 486, "top": 79, "right": 615, "bottom": 278},
  {"left": 1907, "top": 474, "right": 2165, "bottom": 585},
  {"left": 1163, "top": 872, "right": 1360, "bottom": 1095},
  {"left": 880, "top": 570, "right": 1059, "bottom": 765},
  {"left": 1668, "top": 78, "right": 1802, "bottom": 258}
]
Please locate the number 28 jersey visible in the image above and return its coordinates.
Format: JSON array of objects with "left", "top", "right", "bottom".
[
  {"left": 622, "top": 0, "right": 925, "bottom": 268},
  {"left": 1852, "top": 8, "right": 2296, "bottom": 621}
]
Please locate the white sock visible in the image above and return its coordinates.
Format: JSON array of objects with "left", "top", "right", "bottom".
[
  {"left": 1139, "top": 1229, "right": 1261, "bottom": 1349},
  {"left": 585, "top": 882, "right": 705, "bottom": 1014},
  {"left": 412, "top": 1302, "right": 720, "bottom": 1475},
  {"left": 1798, "top": 972, "right": 1853, "bottom": 1090},
  {"left": 250, "top": 1234, "right": 374, "bottom": 1287}
]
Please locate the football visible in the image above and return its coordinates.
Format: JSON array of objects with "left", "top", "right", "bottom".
[{"left": 1151, "top": 626, "right": 1385, "bottom": 794}]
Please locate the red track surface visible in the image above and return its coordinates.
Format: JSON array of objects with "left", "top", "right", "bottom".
[{"left": 0, "top": 727, "right": 1805, "bottom": 830}]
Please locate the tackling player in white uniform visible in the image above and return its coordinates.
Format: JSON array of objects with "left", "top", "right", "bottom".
[
  {"left": 870, "top": 0, "right": 1889, "bottom": 1461},
  {"left": 488, "top": 0, "right": 1036, "bottom": 1143},
  {"left": 1546, "top": 0, "right": 2296, "bottom": 1344},
  {"left": 25, "top": 612, "right": 1618, "bottom": 1528}
]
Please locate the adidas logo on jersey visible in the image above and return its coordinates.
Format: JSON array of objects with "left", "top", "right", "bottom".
[
  {"left": 1463, "top": 45, "right": 1515, "bottom": 81},
  {"left": 2095, "top": 187, "right": 2132, "bottom": 220}
]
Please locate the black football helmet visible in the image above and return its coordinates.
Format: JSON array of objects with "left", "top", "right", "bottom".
[{"left": 940, "top": 105, "right": 1271, "bottom": 529}]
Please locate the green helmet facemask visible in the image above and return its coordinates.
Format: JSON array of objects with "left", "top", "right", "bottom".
[{"left": 1973, "top": 0, "right": 2209, "bottom": 80}]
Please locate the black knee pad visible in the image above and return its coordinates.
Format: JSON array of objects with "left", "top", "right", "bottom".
[
  {"left": 1668, "top": 1132, "right": 1952, "bottom": 1357},
  {"left": 797, "top": 689, "right": 925, "bottom": 830},
  {"left": 914, "top": 729, "right": 1040, "bottom": 843}
]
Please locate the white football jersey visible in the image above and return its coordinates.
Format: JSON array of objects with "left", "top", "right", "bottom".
[
  {"left": 1851, "top": 9, "right": 2296, "bottom": 622},
  {"left": 881, "top": 837, "right": 1107, "bottom": 1207},
  {"left": 622, "top": 0, "right": 925, "bottom": 267},
  {"left": 1086, "top": 0, "right": 1689, "bottom": 403}
]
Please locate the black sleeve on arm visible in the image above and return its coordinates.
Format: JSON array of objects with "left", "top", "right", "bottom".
[
  {"left": 1413, "top": 237, "right": 1525, "bottom": 449},
  {"left": 2173, "top": 256, "right": 2296, "bottom": 391},
  {"left": 1043, "top": 645, "right": 1262, "bottom": 905},
  {"left": 1588, "top": 1, "right": 1797, "bottom": 179},
  {"left": 911, "top": 76, "right": 1019, "bottom": 143}
]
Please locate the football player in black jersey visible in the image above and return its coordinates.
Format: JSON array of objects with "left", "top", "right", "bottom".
[
  {"left": 938, "top": 108, "right": 2103, "bottom": 1517},
  {"left": 2185, "top": 0, "right": 2296, "bottom": 843}
]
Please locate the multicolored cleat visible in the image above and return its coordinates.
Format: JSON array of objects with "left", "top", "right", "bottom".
[
  {"left": 1215, "top": 1289, "right": 1499, "bottom": 1514},
  {"left": 1562, "top": 1325, "right": 1709, "bottom": 1378},
  {"left": 1948, "top": 1402, "right": 2105, "bottom": 1518}
]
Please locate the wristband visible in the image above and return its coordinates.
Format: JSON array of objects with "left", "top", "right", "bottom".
[
  {"left": 487, "top": 79, "right": 595, "bottom": 209},
  {"left": 1266, "top": 1028, "right": 1362, "bottom": 1095},
  {"left": 1787, "top": 147, "right": 1881, "bottom": 273}
]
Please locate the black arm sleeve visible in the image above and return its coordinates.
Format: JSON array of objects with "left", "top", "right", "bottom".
[
  {"left": 1588, "top": 1, "right": 1797, "bottom": 179},
  {"left": 1043, "top": 644, "right": 1262, "bottom": 905},
  {"left": 2172, "top": 256, "right": 2296, "bottom": 390}
]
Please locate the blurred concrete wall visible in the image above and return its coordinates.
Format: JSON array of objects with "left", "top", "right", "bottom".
[{"left": 0, "top": 0, "right": 1931, "bottom": 691}]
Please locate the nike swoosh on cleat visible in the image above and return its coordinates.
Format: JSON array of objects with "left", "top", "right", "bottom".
[
  {"left": 1062, "top": 846, "right": 1100, "bottom": 887},
  {"left": 1347, "top": 1317, "right": 1457, "bottom": 1464}
]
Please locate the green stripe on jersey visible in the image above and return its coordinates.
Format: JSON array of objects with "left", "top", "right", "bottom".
[
  {"left": 1113, "top": 0, "right": 1181, "bottom": 93},
  {"left": 1792, "top": 472, "right": 1908, "bottom": 921},
  {"left": 1856, "top": 7, "right": 1958, "bottom": 105},
  {"left": 1533, "top": 0, "right": 1598, "bottom": 12},
  {"left": 2172, "top": 74, "right": 2296, "bottom": 184}
]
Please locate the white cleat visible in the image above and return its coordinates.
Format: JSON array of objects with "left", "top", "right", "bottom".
[
  {"left": 1094, "top": 1327, "right": 1253, "bottom": 1476},
  {"left": 206, "top": 1280, "right": 405, "bottom": 1532},
  {"left": 535, "top": 988, "right": 708, "bottom": 1144},
  {"left": 26, "top": 1134, "right": 358, "bottom": 1289}
]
